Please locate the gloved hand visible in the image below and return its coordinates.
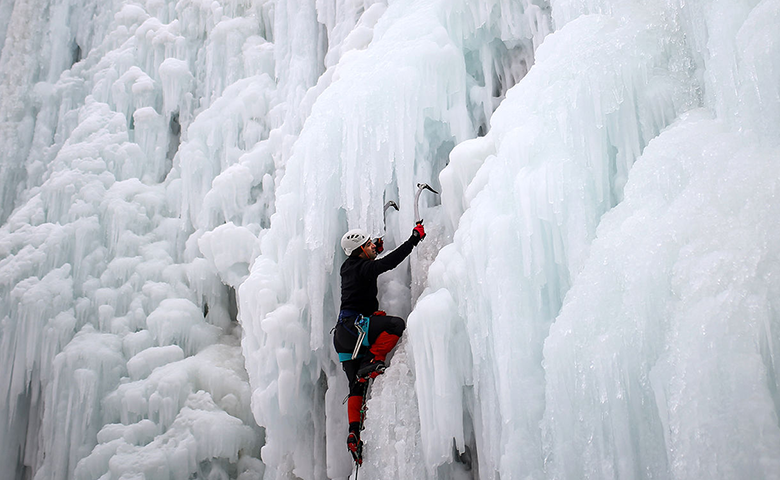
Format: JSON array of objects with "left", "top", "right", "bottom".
[
  {"left": 411, "top": 223, "right": 426, "bottom": 242},
  {"left": 374, "top": 237, "right": 384, "bottom": 254}
]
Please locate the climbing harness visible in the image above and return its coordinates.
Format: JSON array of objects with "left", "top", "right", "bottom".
[{"left": 334, "top": 311, "right": 371, "bottom": 363}]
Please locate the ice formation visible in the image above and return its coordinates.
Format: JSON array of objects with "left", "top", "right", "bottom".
[{"left": 0, "top": 0, "right": 778, "bottom": 480}]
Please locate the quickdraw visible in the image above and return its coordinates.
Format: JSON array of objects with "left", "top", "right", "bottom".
[
  {"left": 351, "top": 315, "right": 368, "bottom": 360},
  {"left": 334, "top": 313, "right": 371, "bottom": 363}
]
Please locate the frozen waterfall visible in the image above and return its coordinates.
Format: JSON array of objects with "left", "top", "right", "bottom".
[{"left": 1, "top": 0, "right": 779, "bottom": 479}]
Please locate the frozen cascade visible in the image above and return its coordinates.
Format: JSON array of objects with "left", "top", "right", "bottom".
[
  {"left": 0, "top": 1, "right": 778, "bottom": 480},
  {"left": 542, "top": 110, "right": 780, "bottom": 480},
  {"left": 412, "top": 0, "right": 780, "bottom": 480},
  {"left": 238, "top": 1, "right": 547, "bottom": 477},
  {"left": 539, "top": 2, "right": 780, "bottom": 479},
  {"left": 412, "top": 8, "right": 698, "bottom": 478},
  {"left": 0, "top": 0, "right": 281, "bottom": 478}
]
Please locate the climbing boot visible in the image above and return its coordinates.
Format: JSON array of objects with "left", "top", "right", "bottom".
[
  {"left": 356, "top": 358, "right": 386, "bottom": 381},
  {"left": 347, "top": 430, "right": 363, "bottom": 465}
]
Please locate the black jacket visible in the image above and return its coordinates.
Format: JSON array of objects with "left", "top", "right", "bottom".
[{"left": 339, "top": 235, "right": 419, "bottom": 315}]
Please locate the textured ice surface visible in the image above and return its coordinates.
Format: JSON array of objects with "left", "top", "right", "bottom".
[{"left": 1, "top": 0, "right": 779, "bottom": 479}]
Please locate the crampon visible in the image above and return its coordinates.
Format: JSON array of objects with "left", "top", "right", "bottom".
[{"left": 347, "top": 431, "right": 363, "bottom": 465}]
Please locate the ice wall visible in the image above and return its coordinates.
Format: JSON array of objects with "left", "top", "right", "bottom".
[
  {"left": 2, "top": 0, "right": 779, "bottom": 479},
  {"left": 238, "top": 1, "right": 550, "bottom": 477},
  {"left": 412, "top": 8, "right": 697, "bottom": 478},
  {"left": 411, "top": 0, "right": 780, "bottom": 479},
  {"left": 1, "top": 0, "right": 548, "bottom": 478},
  {"left": 0, "top": 0, "right": 113, "bottom": 223},
  {"left": 541, "top": 1, "right": 780, "bottom": 479},
  {"left": 0, "top": 0, "right": 276, "bottom": 478}
]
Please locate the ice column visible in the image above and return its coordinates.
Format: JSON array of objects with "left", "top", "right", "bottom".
[
  {"left": 238, "top": 0, "right": 484, "bottom": 476},
  {"left": 0, "top": 1, "right": 271, "bottom": 478},
  {"left": 411, "top": 8, "right": 699, "bottom": 479},
  {"left": 542, "top": 0, "right": 780, "bottom": 478}
]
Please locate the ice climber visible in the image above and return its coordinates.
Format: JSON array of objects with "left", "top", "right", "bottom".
[{"left": 334, "top": 224, "right": 426, "bottom": 463}]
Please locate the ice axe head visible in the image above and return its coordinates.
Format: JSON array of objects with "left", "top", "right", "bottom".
[
  {"left": 382, "top": 200, "right": 399, "bottom": 232},
  {"left": 414, "top": 183, "right": 440, "bottom": 224}
]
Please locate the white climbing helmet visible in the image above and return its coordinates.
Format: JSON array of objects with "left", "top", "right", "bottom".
[{"left": 341, "top": 228, "right": 370, "bottom": 256}]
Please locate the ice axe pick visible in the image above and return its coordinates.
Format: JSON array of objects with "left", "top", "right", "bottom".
[
  {"left": 414, "top": 183, "right": 439, "bottom": 225},
  {"left": 382, "top": 200, "right": 399, "bottom": 232},
  {"left": 383, "top": 200, "right": 399, "bottom": 214}
]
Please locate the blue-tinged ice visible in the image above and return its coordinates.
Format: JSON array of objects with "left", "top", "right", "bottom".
[{"left": 1, "top": 0, "right": 779, "bottom": 479}]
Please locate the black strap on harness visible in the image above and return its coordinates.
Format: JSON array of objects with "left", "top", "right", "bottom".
[{"left": 333, "top": 310, "right": 361, "bottom": 335}]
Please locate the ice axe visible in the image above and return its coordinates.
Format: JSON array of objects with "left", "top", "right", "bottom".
[
  {"left": 382, "top": 200, "right": 398, "bottom": 232},
  {"left": 414, "top": 183, "right": 439, "bottom": 225}
]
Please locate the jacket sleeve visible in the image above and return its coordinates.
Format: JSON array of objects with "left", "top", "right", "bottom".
[{"left": 359, "top": 235, "right": 418, "bottom": 278}]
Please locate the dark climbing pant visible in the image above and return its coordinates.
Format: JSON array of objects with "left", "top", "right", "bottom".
[{"left": 333, "top": 313, "right": 405, "bottom": 425}]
